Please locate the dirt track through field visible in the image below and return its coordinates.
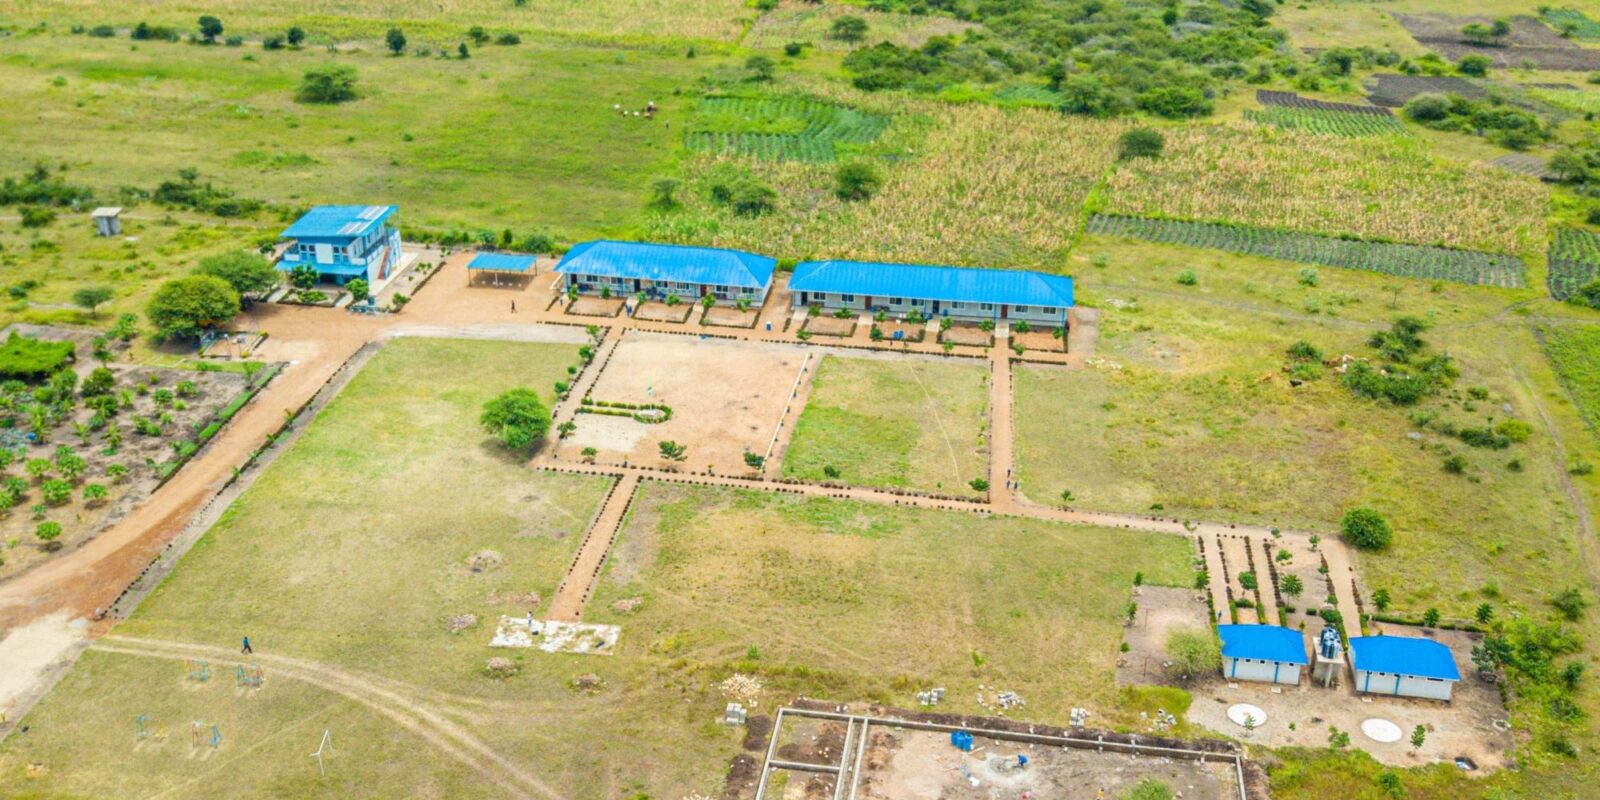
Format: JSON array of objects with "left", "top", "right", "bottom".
[
  {"left": 94, "top": 636, "right": 559, "bottom": 800},
  {"left": 547, "top": 474, "right": 637, "bottom": 621}
]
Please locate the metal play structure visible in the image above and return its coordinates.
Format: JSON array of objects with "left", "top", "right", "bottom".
[
  {"left": 310, "top": 729, "right": 334, "bottom": 776},
  {"left": 184, "top": 658, "right": 211, "bottom": 682},
  {"left": 236, "top": 663, "right": 264, "bottom": 688},
  {"left": 134, "top": 714, "right": 165, "bottom": 742}
]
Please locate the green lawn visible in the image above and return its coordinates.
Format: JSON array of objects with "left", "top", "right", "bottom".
[
  {"left": 781, "top": 353, "right": 990, "bottom": 495},
  {"left": 0, "top": 32, "right": 729, "bottom": 239},
  {"left": 1019, "top": 238, "right": 1588, "bottom": 623},
  {"left": 586, "top": 482, "right": 1198, "bottom": 720}
]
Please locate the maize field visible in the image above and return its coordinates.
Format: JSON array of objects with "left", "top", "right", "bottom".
[
  {"left": 686, "top": 96, "right": 890, "bottom": 162},
  {"left": 1086, "top": 214, "right": 1528, "bottom": 288},
  {"left": 1100, "top": 123, "right": 1548, "bottom": 255}
]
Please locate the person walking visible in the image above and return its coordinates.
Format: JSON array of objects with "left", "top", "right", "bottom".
[
  {"left": 241, "top": 636, "right": 253, "bottom": 655},
  {"left": 511, "top": 300, "right": 516, "bottom": 313}
]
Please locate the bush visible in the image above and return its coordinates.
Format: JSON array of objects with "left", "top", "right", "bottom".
[
  {"left": 1457, "top": 54, "right": 1491, "bottom": 77},
  {"left": 19, "top": 206, "right": 56, "bottom": 228},
  {"left": 1286, "top": 340, "right": 1323, "bottom": 362},
  {"left": 730, "top": 181, "right": 777, "bottom": 218},
  {"left": 1176, "top": 270, "right": 1197, "bottom": 286},
  {"left": 834, "top": 162, "right": 882, "bottom": 202},
  {"left": 1341, "top": 507, "right": 1393, "bottom": 550},
  {"left": 298, "top": 65, "right": 358, "bottom": 104},
  {"left": 1164, "top": 628, "right": 1220, "bottom": 678},
  {"left": 480, "top": 388, "right": 550, "bottom": 451},
  {"left": 145, "top": 276, "right": 240, "bottom": 340},
  {"left": 1118, "top": 128, "right": 1165, "bottom": 160},
  {"left": 0, "top": 334, "right": 74, "bottom": 380},
  {"left": 35, "top": 520, "right": 61, "bottom": 542}
]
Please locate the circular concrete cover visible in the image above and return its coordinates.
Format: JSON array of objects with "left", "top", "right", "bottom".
[
  {"left": 1227, "top": 704, "right": 1266, "bottom": 727},
  {"left": 1362, "top": 718, "right": 1403, "bottom": 743}
]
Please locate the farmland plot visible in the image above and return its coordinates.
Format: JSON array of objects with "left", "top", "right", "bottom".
[
  {"left": 686, "top": 96, "right": 889, "bottom": 162},
  {"left": 1542, "top": 7, "right": 1600, "bottom": 40},
  {"left": 1087, "top": 214, "right": 1527, "bottom": 288},
  {"left": 1099, "top": 123, "right": 1548, "bottom": 255},
  {"left": 1243, "top": 106, "right": 1410, "bottom": 137},
  {"left": 1547, "top": 227, "right": 1600, "bottom": 300},
  {"left": 1366, "top": 74, "right": 1487, "bottom": 108}
]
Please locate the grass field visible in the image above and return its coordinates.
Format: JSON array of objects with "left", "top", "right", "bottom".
[
  {"left": 1539, "top": 321, "right": 1600, "bottom": 441},
  {"left": 1099, "top": 122, "right": 1549, "bottom": 256},
  {"left": 743, "top": 1, "right": 978, "bottom": 51},
  {"left": 0, "top": 211, "right": 267, "bottom": 330},
  {"left": 1019, "top": 238, "right": 1585, "bottom": 622},
  {"left": 781, "top": 354, "right": 990, "bottom": 495},
  {"left": 0, "top": 0, "right": 752, "bottom": 43},
  {"left": 586, "top": 483, "right": 1199, "bottom": 719},
  {"left": 0, "top": 30, "right": 725, "bottom": 239}
]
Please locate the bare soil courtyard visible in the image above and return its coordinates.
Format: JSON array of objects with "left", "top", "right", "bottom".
[{"left": 557, "top": 331, "right": 809, "bottom": 473}]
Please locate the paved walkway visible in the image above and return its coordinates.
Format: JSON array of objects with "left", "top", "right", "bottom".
[{"left": 546, "top": 474, "right": 637, "bottom": 622}]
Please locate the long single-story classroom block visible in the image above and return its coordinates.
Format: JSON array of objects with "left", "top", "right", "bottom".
[
  {"left": 787, "top": 260, "right": 1075, "bottom": 326},
  {"left": 277, "top": 205, "right": 403, "bottom": 286},
  {"left": 552, "top": 240, "right": 776, "bottom": 306},
  {"left": 1218, "top": 624, "right": 1308, "bottom": 686},
  {"left": 1349, "top": 635, "right": 1462, "bottom": 701}
]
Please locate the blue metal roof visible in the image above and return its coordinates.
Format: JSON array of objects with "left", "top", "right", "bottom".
[
  {"left": 790, "top": 260, "right": 1074, "bottom": 308},
  {"left": 468, "top": 253, "right": 536, "bottom": 273},
  {"left": 1349, "top": 636, "right": 1461, "bottom": 681},
  {"left": 1217, "top": 625, "right": 1308, "bottom": 665},
  {"left": 553, "top": 240, "right": 775, "bottom": 289},
  {"left": 280, "top": 205, "right": 397, "bottom": 240}
]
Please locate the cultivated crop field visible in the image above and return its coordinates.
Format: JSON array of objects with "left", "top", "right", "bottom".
[
  {"left": 1099, "top": 123, "right": 1549, "bottom": 255},
  {"left": 1546, "top": 226, "right": 1600, "bottom": 300},
  {"left": 1087, "top": 214, "right": 1528, "bottom": 287},
  {"left": 1542, "top": 6, "right": 1600, "bottom": 39},
  {"left": 685, "top": 96, "right": 889, "bottom": 162},
  {"left": 781, "top": 353, "right": 990, "bottom": 496},
  {"left": 1243, "top": 106, "right": 1410, "bottom": 137},
  {"left": 742, "top": 1, "right": 977, "bottom": 51},
  {"left": 652, "top": 103, "right": 1121, "bottom": 268},
  {"left": 587, "top": 483, "right": 1198, "bottom": 720}
]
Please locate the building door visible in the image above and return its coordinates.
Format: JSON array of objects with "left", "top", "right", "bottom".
[
  {"left": 1000, "top": 305, "right": 1008, "bottom": 320},
  {"left": 932, "top": 300, "right": 941, "bottom": 314}
]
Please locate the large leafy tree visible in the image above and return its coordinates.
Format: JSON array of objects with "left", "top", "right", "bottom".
[
  {"left": 480, "top": 389, "right": 550, "bottom": 452},
  {"left": 194, "top": 251, "right": 280, "bottom": 298},
  {"left": 146, "top": 276, "right": 239, "bottom": 340},
  {"left": 1340, "top": 507, "right": 1394, "bottom": 550}
]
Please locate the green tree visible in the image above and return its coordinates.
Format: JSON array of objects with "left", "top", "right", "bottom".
[
  {"left": 194, "top": 251, "right": 279, "bottom": 297},
  {"left": 1372, "top": 587, "right": 1391, "bottom": 611},
  {"left": 467, "top": 25, "right": 489, "bottom": 44},
  {"left": 25, "top": 459, "right": 52, "bottom": 481},
  {"left": 346, "top": 278, "right": 370, "bottom": 304},
  {"left": 1551, "top": 586, "right": 1589, "bottom": 621},
  {"left": 1164, "top": 628, "right": 1221, "bottom": 679},
  {"left": 298, "top": 65, "right": 358, "bottom": 104},
  {"left": 1421, "top": 607, "right": 1441, "bottom": 627},
  {"left": 1475, "top": 602, "right": 1494, "bottom": 624},
  {"left": 1549, "top": 149, "right": 1589, "bottom": 183},
  {"left": 731, "top": 181, "right": 777, "bottom": 217},
  {"left": 830, "top": 15, "right": 868, "bottom": 43},
  {"left": 479, "top": 388, "right": 551, "bottom": 452},
  {"left": 1457, "top": 54, "right": 1491, "bottom": 77},
  {"left": 458, "top": 42, "right": 471, "bottom": 59},
  {"left": 746, "top": 55, "right": 775, "bottom": 82},
  {"left": 1410, "top": 725, "right": 1427, "bottom": 751},
  {"left": 1280, "top": 574, "right": 1303, "bottom": 599},
  {"left": 72, "top": 286, "right": 113, "bottom": 318},
  {"left": 41, "top": 478, "right": 71, "bottom": 505},
  {"left": 743, "top": 451, "right": 765, "bottom": 469},
  {"left": 658, "top": 440, "right": 687, "bottom": 461},
  {"left": 647, "top": 178, "right": 680, "bottom": 211},
  {"left": 833, "top": 161, "right": 882, "bottom": 201},
  {"left": 146, "top": 276, "right": 239, "bottom": 340},
  {"left": 1341, "top": 507, "right": 1393, "bottom": 550},
  {"left": 198, "top": 15, "right": 223, "bottom": 43},
  {"left": 1118, "top": 127, "right": 1165, "bottom": 160},
  {"left": 386, "top": 27, "right": 407, "bottom": 55},
  {"left": 286, "top": 26, "right": 306, "bottom": 47}
]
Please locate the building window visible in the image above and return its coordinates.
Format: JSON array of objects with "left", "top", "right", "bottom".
[
  {"left": 980, "top": 303, "right": 993, "bottom": 311},
  {"left": 1014, "top": 306, "right": 1029, "bottom": 314},
  {"left": 817, "top": 293, "right": 829, "bottom": 302},
  {"left": 841, "top": 294, "right": 855, "bottom": 303},
  {"left": 891, "top": 297, "right": 904, "bottom": 305}
]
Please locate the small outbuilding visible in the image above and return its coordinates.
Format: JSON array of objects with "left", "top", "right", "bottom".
[
  {"left": 1349, "top": 635, "right": 1462, "bottom": 701},
  {"left": 91, "top": 207, "right": 122, "bottom": 237},
  {"left": 467, "top": 252, "right": 536, "bottom": 287},
  {"left": 788, "top": 259, "right": 1074, "bottom": 327},
  {"left": 552, "top": 240, "right": 776, "bottom": 306},
  {"left": 1217, "top": 624, "right": 1308, "bottom": 686}
]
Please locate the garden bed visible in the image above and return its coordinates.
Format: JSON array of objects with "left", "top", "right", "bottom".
[
  {"left": 868, "top": 319, "right": 925, "bottom": 343},
  {"left": 567, "top": 296, "right": 625, "bottom": 317},
  {"left": 799, "top": 315, "right": 856, "bottom": 338},
  {"left": 939, "top": 323, "right": 993, "bottom": 348},
  {"left": 634, "top": 301, "right": 692, "bottom": 323},
  {"left": 1013, "top": 327, "right": 1067, "bottom": 353},
  {"left": 701, "top": 305, "right": 760, "bottom": 329}
]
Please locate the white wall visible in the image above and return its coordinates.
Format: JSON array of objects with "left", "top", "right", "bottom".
[
  {"left": 1355, "top": 670, "right": 1455, "bottom": 701},
  {"left": 791, "top": 292, "right": 1068, "bottom": 327},
  {"left": 564, "top": 275, "right": 767, "bottom": 306},
  {"left": 1224, "top": 657, "right": 1301, "bottom": 685}
]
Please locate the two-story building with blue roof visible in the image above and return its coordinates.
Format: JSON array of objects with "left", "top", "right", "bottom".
[
  {"left": 552, "top": 240, "right": 776, "bottom": 306},
  {"left": 278, "top": 205, "right": 403, "bottom": 286},
  {"left": 1217, "top": 625, "right": 1308, "bottom": 686},
  {"left": 787, "top": 260, "right": 1074, "bottom": 327},
  {"left": 1349, "top": 635, "right": 1462, "bottom": 701}
]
